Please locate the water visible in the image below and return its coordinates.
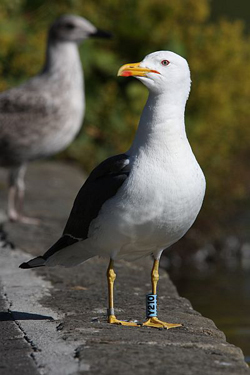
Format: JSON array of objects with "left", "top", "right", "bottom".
[{"left": 170, "top": 265, "right": 250, "bottom": 365}]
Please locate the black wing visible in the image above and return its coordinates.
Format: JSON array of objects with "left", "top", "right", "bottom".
[
  {"left": 19, "top": 153, "right": 130, "bottom": 269},
  {"left": 63, "top": 153, "right": 130, "bottom": 239}
]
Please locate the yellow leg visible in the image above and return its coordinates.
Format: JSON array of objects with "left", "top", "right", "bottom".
[
  {"left": 142, "top": 259, "right": 182, "bottom": 329},
  {"left": 152, "top": 259, "right": 159, "bottom": 295},
  {"left": 107, "top": 259, "right": 138, "bottom": 327}
]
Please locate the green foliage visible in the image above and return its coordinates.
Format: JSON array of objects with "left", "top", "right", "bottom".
[{"left": 0, "top": 0, "right": 250, "bottom": 233}]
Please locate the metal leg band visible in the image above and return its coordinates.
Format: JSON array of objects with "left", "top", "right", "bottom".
[{"left": 107, "top": 308, "right": 115, "bottom": 316}]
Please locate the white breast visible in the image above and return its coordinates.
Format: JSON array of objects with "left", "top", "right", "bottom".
[
  {"left": 88, "top": 140, "right": 205, "bottom": 259},
  {"left": 87, "top": 86, "right": 206, "bottom": 260}
]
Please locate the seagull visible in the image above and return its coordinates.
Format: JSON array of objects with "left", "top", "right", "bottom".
[
  {"left": 0, "top": 14, "right": 111, "bottom": 223},
  {"left": 20, "top": 51, "right": 206, "bottom": 328}
]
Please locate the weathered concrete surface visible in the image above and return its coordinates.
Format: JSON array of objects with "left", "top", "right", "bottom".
[
  {"left": 0, "top": 162, "right": 249, "bottom": 375},
  {"left": 0, "top": 286, "right": 40, "bottom": 375}
]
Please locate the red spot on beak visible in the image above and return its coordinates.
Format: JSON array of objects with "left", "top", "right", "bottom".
[{"left": 122, "top": 71, "right": 133, "bottom": 77}]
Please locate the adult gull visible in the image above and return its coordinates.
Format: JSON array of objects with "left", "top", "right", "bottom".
[
  {"left": 0, "top": 14, "right": 111, "bottom": 223},
  {"left": 20, "top": 51, "right": 206, "bottom": 328}
]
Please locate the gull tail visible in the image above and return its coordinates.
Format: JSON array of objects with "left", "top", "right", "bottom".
[
  {"left": 19, "top": 234, "right": 93, "bottom": 268},
  {"left": 19, "top": 256, "right": 45, "bottom": 269},
  {"left": 19, "top": 235, "right": 78, "bottom": 269}
]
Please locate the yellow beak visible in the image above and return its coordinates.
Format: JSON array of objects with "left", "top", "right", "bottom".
[{"left": 117, "top": 62, "right": 160, "bottom": 77}]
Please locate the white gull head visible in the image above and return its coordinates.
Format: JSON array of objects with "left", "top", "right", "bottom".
[{"left": 118, "top": 51, "right": 191, "bottom": 101}]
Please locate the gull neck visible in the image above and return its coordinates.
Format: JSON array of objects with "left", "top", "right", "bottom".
[
  {"left": 42, "top": 40, "right": 83, "bottom": 86},
  {"left": 128, "top": 91, "right": 188, "bottom": 156}
]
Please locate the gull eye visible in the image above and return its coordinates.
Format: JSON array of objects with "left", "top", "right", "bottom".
[
  {"left": 64, "top": 22, "right": 75, "bottom": 29},
  {"left": 161, "top": 60, "right": 170, "bottom": 66}
]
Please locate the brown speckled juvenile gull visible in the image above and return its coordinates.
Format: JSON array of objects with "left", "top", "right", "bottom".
[{"left": 0, "top": 14, "right": 111, "bottom": 223}]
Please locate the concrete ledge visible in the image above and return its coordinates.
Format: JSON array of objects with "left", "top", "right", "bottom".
[{"left": 0, "top": 162, "right": 249, "bottom": 375}]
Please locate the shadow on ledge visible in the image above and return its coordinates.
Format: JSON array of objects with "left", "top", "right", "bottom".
[{"left": 0, "top": 311, "right": 54, "bottom": 321}]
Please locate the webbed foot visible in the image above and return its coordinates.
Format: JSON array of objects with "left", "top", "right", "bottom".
[{"left": 142, "top": 317, "right": 182, "bottom": 329}]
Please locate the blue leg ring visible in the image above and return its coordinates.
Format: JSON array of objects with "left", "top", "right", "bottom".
[{"left": 146, "top": 294, "right": 157, "bottom": 318}]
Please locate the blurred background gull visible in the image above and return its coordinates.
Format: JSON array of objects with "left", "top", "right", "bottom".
[
  {"left": 0, "top": 14, "right": 111, "bottom": 223},
  {"left": 0, "top": 0, "right": 249, "bottom": 364}
]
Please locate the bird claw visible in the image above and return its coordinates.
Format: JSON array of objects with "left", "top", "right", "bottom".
[
  {"left": 18, "top": 216, "right": 41, "bottom": 225},
  {"left": 9, "top": 212, "right": 40, "bottom": 225},
  {"left": 108, "top": 315, "right": 138, "bottom": 327},
  {"left": 142, "top": 317, "right": 182, "bottom": 329}
]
